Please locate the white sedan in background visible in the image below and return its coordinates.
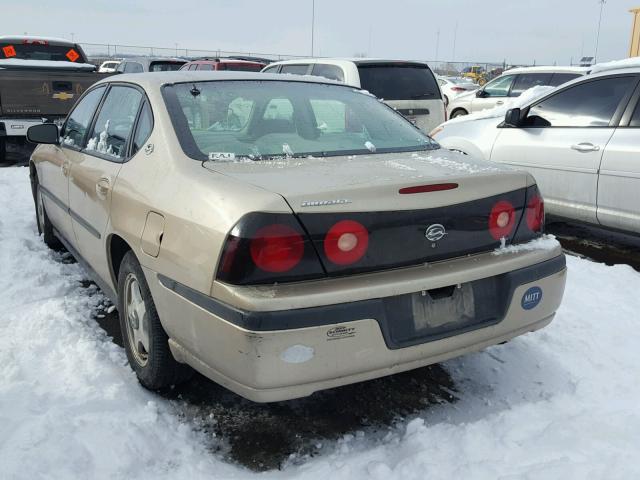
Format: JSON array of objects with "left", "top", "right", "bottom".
[
  {"left": 432, "top": 60, "right": 640, "bottom": 235},
  {"left": 437, "top": 76, "right": 478, "bottom": 106}
]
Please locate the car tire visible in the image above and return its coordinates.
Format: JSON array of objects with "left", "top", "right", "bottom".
[
  {"left": 33, "top": 176, "right": 62, "bottom": 249},
  {"left": 451, "top": 109, "right": 468, "bottom": 118},
  {"left": 117, "top": 251, "right": 193, "bottom": 390},
  {"left": 0, "top": 138, "right": 6, "bottom": 164}
]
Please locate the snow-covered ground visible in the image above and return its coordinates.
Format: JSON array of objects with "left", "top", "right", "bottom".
[{"left": 1, "top": 166, "right": 639, "bottom": 479}]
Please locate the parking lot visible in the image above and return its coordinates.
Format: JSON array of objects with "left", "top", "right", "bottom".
[
  {"left": 2, "top": 165, "right": 640, "bottom": 477},
  {"left": 2, "top": 6, "right": 640, "bottom": 476}
]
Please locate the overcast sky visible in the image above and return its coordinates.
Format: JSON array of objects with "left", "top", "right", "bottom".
[{"left": 4, "top": 0, "right": 639, "bottom": 64}]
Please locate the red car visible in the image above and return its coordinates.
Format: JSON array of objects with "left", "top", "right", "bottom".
[{"left": 179, "top": 57, "right": 266, "bottom": 72}]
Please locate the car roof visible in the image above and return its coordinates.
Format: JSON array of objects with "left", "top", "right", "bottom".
[
  {"left": 0, "top": 35, "right": 76, "bottom": 47},
  {"left": 266, "top": 57, "right": 429, "bottom": 67},
  {"left": 122, "top": 57, "right": 187, "bottom": 64},
  {"left": 187, "top": 58, "right": 265, "bottom": 65},
  {"left": 503, "top": 65, "right": 589, "bottom": 75},
  {"left": 93, "top": 70, "right": 348, "bottom": 89},
  {"left": 588, "top": 57, "right": 640, "bottom": 75}
]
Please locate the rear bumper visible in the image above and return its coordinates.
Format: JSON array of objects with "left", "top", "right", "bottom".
[{"left": 146, "top": 249, "right": 567, "bottom": 402}]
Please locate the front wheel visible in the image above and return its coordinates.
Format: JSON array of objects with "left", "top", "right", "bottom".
[
  {"left": 450, "top": 109, "right": 468, "bottom": 118},
  {"left": 117, "top": 251, "right": 192, "bottom": 389}
]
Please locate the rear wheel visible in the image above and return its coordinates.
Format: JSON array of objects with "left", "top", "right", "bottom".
[
  {"left": 451, "top": 109, "right": 468, "bottom": 118},
  {"left": 117, "top": 251, "right": 192, "bottom": 389}
]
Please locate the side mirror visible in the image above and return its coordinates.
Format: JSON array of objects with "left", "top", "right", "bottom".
[
  {"left": 475, "top": 89, "right": 487, "bottom": 98},
  {"left": 504, "top": 108, "right": 522, "bottom": 128},
  {"left": 27, "top": 124, "right": 60, "bottom": 145}
]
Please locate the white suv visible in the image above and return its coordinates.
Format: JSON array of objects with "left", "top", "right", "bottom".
[
  {"left": 432, "top": 60, "right": 640, "bottom": 235},
  {"left": 447, "top": 66, "right": 587, "bottom": 118},
  {"left": 262, "top": 58, "right": 445, "bottom": 134}
]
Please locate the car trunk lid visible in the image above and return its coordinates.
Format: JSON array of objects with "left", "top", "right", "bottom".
[{"left": 205, "top": 150, "right": 533, "bottom": 275}]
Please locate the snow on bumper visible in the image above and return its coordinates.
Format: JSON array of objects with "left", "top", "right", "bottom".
[{"left": 144, "top": 247, "right": 567, "bottom": 403}]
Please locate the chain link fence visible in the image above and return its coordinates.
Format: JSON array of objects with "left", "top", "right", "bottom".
[{"left": 81, "top": 42, "right": 532, "bottom": 84}]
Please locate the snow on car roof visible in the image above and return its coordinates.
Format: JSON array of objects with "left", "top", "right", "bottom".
[
  {"left": 0, "top": 58, "right": 96, "bottom": 70},
  {"left": 97, "top": 70, "right": 348, "bottom": 88},
  {"left": 589, "top": 57, "right": 640, "bottom": 75},
  {"left": 0, "top": 35, "right": 76, "bottom": 45}
]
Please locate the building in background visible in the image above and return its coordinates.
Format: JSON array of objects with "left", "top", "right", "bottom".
[{"left": 631, "top": 7, "right": 640, "bottom": 57}]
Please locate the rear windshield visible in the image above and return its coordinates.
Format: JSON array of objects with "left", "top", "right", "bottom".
[
  {"left": 163, "top": 80, "right": 437, "bottom": 161},
  {"left": 218, "top": 63, "right": 265, "bottom": 72},
  {"left": 1, "top": 42, "right": 86, "bottom": 63},
  {"left": 357, "top": 63, "right": 441, "bottom": 100},
  {"left": 149, "top": 61, "right": 185, "bottom": 72}
]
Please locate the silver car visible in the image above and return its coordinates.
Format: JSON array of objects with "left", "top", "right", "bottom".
[
  {"left": 27, "top": 72, "right": 567, "bottom": 402},
  {"left": 433, "top": 62, "right": 640, "bottom": 235}
]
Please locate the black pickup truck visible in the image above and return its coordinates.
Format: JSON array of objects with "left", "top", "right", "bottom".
[{"left": 0, "top": 36, "right": 110, "bottom": 162}]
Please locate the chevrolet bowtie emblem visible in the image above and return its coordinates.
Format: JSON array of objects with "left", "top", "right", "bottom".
[{"left": 52, "top": 92, "right": 74, "bottom": 101}]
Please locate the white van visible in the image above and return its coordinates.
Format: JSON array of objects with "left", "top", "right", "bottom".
[{"left": 263, "top": 58, "right": 445, "bottom": 134}]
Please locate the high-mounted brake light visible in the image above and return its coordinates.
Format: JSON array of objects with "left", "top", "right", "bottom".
[
  {"left": 489, "top": 200, "right": 516, "bottom": 240},
  {"left": 250, "top": 224, "right": 304, "bottom": 273},
  {"left": 399, "top": 183, "right": 458, "bottom": 194},
  {"left": 526, "top": 194, "right": 544, "bottom": 232},
  {"left": 324, "top": 220, "right": 369, "bottom": 265}
]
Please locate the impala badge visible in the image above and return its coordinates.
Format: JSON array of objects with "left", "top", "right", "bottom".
[{"left": 425, "top": 224, "right": 447, "bottom": 244}]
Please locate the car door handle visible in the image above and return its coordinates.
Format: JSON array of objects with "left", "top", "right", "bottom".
[
  {"left": 496, "top": 100, "right": 504, "bottom": 105},
  {"left": 95, "top": 177, "right": 111, "bottom": 199},
  {"left": 571, "top": 143, "right": 600, "bottom": 153}
]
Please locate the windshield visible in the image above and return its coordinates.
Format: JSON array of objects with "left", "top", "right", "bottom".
[
  {"left": 150, "top": 61, "right": 185, "bottom": 72},
  {"left": 357, "top": 63, "right": 440, "bottom": 100},
  {"left": 1, "top": 42, "right": 86, "bottom": 62},
  {"left": 163, "top": 80, "right": 438, "bottom": 160}
]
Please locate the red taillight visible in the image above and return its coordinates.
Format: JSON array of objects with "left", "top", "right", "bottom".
[
  {"left": 526, "top": 195, "right": 544, "bottom": 232},
  {"left": 249, "top": 224, "right": 304, "bottom": 272},
  {"left": 451, "top": 87, "right": 466, "bottom": 92},
  {"left": 324, "top": 220, "right": 369, "bottom": 265},
  {"left": 489, "top": 200, "right": 516, "bottom": 240}
]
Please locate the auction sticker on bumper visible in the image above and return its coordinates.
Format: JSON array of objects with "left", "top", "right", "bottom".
[
  {"left": 326, "top": 325, "right": 356, "bottom": 341},
  {"left": 521, "top": 286, "right": 542, "bottom": 310}
]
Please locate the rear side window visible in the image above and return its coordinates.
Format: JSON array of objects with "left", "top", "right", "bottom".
[
  {"left": 85, "top": 86, "right": 143, "bottom": 160},
  {"left": 0, "top": 42, "right": 86, "bottom": 63},
  {"left": 549, "top": 73, "right": 582, "bottom": 87},
  {"left": 357, "top": 64, "right": 440, "bottom": 100},
  {"left": 61, "top": 86, "right": 106, "bottom": 148},
  {"left": 280, "top": 64, "right": 310, "bottom": 75},
  {"left": 528, "top": 76, "right": 636, "bottom": 127},
  {"left": 150, "top": 61, "right": 184, "bottom": 72},
  {"left": 132, "top": 102, "right": 154, "bottom": 155},
  {"left": 262, "top": 65, "right": 280, "bottom": 74},
  {"left": 123, "top": 62, "right": 143, "bottom": 73},
  {"left": 510, "top": 73, "right": 553, "bottom": 96},
  {"left": 199, "top": 64, "right": 214, "bottom": 71},
  {"left": 311, "top": 64, "right": 345, "bottom": 82}
]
